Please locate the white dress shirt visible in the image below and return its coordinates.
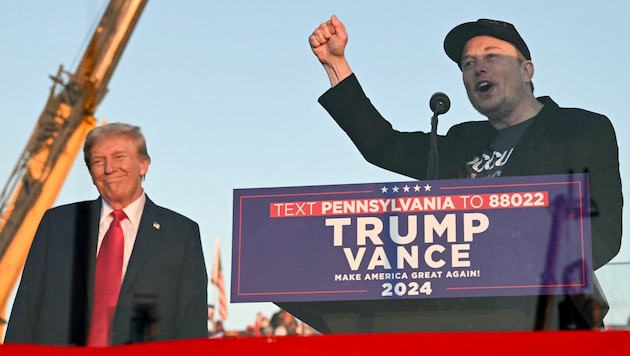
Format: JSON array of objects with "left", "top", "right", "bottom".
[{"left": 96, "top": 192, "right": 146, "bottom": 282}]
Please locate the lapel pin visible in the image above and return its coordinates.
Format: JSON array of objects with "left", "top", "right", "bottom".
[{"left": 153, "top": 222, "right": 160, "bottom": 230}]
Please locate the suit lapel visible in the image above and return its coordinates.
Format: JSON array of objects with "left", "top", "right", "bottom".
[{"left": 119, "top": 196, "right": 161, "bottom": 298}]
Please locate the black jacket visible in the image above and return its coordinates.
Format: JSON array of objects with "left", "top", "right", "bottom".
[{"left": 319, "top": 74, "right": 622, "bottom": 270}]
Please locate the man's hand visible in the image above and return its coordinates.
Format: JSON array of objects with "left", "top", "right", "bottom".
[
  {"left": 309, "top": 15, "right": 348, "bottom": 64},
  {"left": 309, "top": 15, "right": 352, "bottom": 87}
]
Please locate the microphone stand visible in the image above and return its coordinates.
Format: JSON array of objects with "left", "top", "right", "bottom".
[{"left": 425, "top": 113, "right": 440, "bottom": 180}]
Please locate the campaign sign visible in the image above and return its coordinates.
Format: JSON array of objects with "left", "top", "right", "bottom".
[{"left": 231, "top": 174, "right": 592, "bottom": 303}]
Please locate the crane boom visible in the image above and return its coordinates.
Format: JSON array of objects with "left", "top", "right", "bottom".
[{"left": 0, "top": 0, "right": 148, "bottom": 335}]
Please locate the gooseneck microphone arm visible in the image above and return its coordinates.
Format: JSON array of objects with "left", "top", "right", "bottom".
[{"left": 425, "top": 92, "right": 450, "bottom": 180}]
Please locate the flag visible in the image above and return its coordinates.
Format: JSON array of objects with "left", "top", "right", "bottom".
[{"left": 211, "top": 238, "right": 228, "bottom": 321}]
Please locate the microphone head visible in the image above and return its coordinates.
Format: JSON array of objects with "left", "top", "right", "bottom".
[{"left": 430, "top": 92, "right": 450, "bottom": 115}]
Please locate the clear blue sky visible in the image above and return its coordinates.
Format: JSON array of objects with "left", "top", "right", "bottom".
[{"left": 1, "top": 0, "right": 629, "bottom": 331}]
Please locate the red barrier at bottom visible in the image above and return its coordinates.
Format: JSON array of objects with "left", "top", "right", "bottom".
[{"left": 2, "top": 330, "right": 629, "bottom": 355}]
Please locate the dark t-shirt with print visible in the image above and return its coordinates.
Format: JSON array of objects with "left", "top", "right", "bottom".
[{"left": 465, "top": 118, "right": 533, "bottom": 178}]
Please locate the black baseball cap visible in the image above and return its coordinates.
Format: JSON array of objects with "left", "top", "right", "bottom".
[{"left": 444, "top": 19, "right": 530, "bottom": 68}]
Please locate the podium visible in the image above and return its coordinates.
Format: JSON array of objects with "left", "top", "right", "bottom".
[{"left": 233, "top": 175, "right": 598, "bottom": 333}]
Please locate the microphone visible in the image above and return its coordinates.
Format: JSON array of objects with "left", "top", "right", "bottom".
[{"left": 429, "top": 92, "right": 450, "bottom": 116}]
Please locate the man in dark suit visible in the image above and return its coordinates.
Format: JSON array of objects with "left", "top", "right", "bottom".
[
  {"left": 4, "top": 123, "right": 208, "bottom": 346},
  {"left": 308, "top": 16, "right": 622, "bottom": 330}
]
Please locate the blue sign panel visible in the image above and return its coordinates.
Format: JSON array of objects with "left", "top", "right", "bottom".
[{"left": 231, "top": 174, "right": 592, "bottom": 303}]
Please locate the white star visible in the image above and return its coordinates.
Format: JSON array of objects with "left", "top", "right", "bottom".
[
  {"left": 403, "top": 185, "right": 410, "bottom": 192},
  {"left": 413, "top": 185, "right": 421, "bottom": 192},
  {"left": 392, "top": 186, "right": 399, "bottom": 193},
  {"left": 381, "top": 186, "right": 388, "bottom": 193},
  {"left": 424, "top": 184, "right": 432, "bottom": 192}
]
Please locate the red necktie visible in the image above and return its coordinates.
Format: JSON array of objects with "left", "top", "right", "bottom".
[{"left": 87, "top": 210, "right": 127, "bottom": 347}]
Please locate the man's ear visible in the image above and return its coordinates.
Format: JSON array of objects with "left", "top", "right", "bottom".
[
  {"left": 139, "top": 156, "right": 150, "bottom": 177},
  {"left": 522, "top": 60, "right": 535, "bottom": 84}
]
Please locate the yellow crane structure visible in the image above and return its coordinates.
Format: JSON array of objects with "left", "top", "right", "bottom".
[{"left": 0, "top": 0, "right": 148, "bottom": 338}]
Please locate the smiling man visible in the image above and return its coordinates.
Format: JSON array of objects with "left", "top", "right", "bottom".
[
  {"left": 309, "top": 17, "right": 622, "bottom": 330},
  {"left": 5, "top": 123, "right": 208, "bottom": 346}
]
